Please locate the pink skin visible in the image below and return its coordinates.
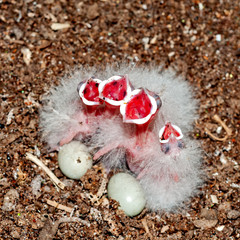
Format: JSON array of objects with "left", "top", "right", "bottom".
[
  {"left": 137, "top": 134, "right": 182, "bottom": 182},
  {"left": 159, "top": 123, "right": 185, "bottom": 182},
  {"left": 134, "top": 119, "right": 153, "bottom": 147},
  {"left": 78, "top": 77, "right": 104, "bottom": 119},
  {"left": 102, "top": 102, "right": 121, "bottom": 117},
  {"left": 93, "top": 124, "right": 184, "bottom": 183},
  {"left": 140, "top": 124, "right": 184, "bottom": 183},
  {"left": 59, "top": 75, "right": 130, "bottom": 148},
  {"left": 159, "top": 123, "right": 184, "bottom": 156},
  {"left": 93, "top": 88, "right": 162, "bottom": 178},
  {"left": 60, "top": 76, "right": 130, "bottom": 149},
  {"left": 99, "top": 75, "right": 133, "bottom": 117},
  {"left": 58, "top": 112, "right": 91, "bottom": 147},
  {"left": 58, "top": 110, "right": 106, "bottom": 147},
  {"left": 57, "top": 78, "right": 105, "bottom": 148},
  {"left": 121, "top": 88, "right": 161, "bottom": 147},
  {"left": 93, "top": 131, "right": 157, "bottom": 178}
]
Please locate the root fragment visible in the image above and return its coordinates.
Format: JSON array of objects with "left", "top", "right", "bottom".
[
  {"left": 205, "top": 114, "right": 232, "bottom": 141},
  {"left": 26, "top": 153, "right": 66, "bottom": 190}
]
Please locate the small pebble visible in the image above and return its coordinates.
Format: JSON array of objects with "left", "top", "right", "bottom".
[
  {"left": 21, "top": 47, "right": 32, "bottom": 65},
  {"left": 161, "top": 225, "right": 169, "bottom": 233},
  {"left": 51, "top": 23, "right": 70, "bottom": 30},
  {"left": 31, "top": 175, "right": 43, "bottom": 196},
  {"left": 216, "top": 225, "right": 225, "bottom": 231},
  {"left": 87, "top": 3, "right": 99, "bottom": 20},
  {"left": 193, "top": 219, "right": 218, "bottom": 229},
  {"left": 227, "top": 210, "right": 240, "bottom": 219},
  {"left": 107, "top": 173, "right": 146, "bottom": 216},
  {"left": 220, "top": 153, "right": 227, "bottom": 164},
  {"left": 218, "top": 202, "right": 231, "bottom": 212},
  {"left": 210, "top": 195, "right": 218, "bottom": 204},
  {"left": 142, "top": 4, "right": 147, "bottom": 10},
  {"left": 10, "top": 230, "right": 20, "bottom": 239},
  {"left": 168, "top": 52, "right": 175, "bottom": 58},
  {"left": 198, "top": 3, "right": 204, "bottom": 11},
  {"left": 58, "top": 141, "right": 92, "bottom": 180},
  {"left": 2, "top": 189, "right": 19, "bottom": 211},
  {"left": 216, "top": 126, "right": 222, "bottom": 134},
  {"left": 216, "top": 34, "right": 221, "bottom": 42}
]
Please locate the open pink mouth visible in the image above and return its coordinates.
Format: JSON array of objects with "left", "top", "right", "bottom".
[
  {"left": 159, "top": 123, "right": 183, "bottom": 143},
  {"left": 78, "top": 78, "right": 102, "bottom": 106},
  {"left": 99, "top": 75, "right": 132, "bottom": 107},
  {"left": 120, "top": 88, "right": 159, "bottom": 125},
  {"left": 125, "top": 90, "right": 151, "bottom": 119}
]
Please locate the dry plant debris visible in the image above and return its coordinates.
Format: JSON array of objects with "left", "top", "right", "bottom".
[
  {"left": 26, "top": 153, "right": 66, "bottom": 190},
  {"left": 205, "top": 114, "right": 233, "bottom": 141},
  {"left": 46, "top": 199, "right": 73, "bottom": 213}
]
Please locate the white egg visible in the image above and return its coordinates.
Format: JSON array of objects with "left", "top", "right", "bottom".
[
  {"left": 107, "top": 173, "right": 146, "bottom": 216},
  {"left": 58, "top": 141, "right": 92, "bottom": 180}
]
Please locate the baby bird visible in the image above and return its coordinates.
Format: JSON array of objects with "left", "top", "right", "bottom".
[{"left": 40, "top": 64, "right": 202, "bottom": 212}]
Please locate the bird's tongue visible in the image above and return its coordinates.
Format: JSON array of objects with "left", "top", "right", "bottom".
[
  {"left": 101, "top": 76, "right": 127, "bottom": 101},
  {"left": 161, "top": 123, "right": 181, "bottom": 141},
  {"left": 125, "top": 90, "right": 152, "bottom": 120},
  {"left": 83, "top": 80, "right": 100, "bottom": 102}
]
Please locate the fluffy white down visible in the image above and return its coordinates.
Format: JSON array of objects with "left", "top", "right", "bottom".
[
  {"left": 139, "top": 137, "right": 203, "bottom": 212},
  {"left": 40, "top": 64, "right": 202, "bottom": 212}
]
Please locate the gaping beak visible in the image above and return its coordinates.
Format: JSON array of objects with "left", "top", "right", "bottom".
[
  {"left": 98, "top": 75, "right": 133, "bottom": 107},
  {"left": 78, "top": 77, "right": 102, "bottom": 106},
  {"left": 159, "top": 122, "right": 183, "bottom": 144},
  {"left": 120, "top": 88, "right": 160, "bottom": 125}
]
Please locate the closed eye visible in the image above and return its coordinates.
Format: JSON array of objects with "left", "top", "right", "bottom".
[
  {"left": 161, "top": 143, "right": 170, "bottom": 154},
  {"left": 177, "top": 141, "right": 184, "bottom": 149}
]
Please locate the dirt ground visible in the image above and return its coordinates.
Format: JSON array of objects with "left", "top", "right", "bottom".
[{"left": 0, "top": 0, "right": 239, "bottom": 239}]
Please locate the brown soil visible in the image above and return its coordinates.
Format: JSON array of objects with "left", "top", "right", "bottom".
[{"left": 0, "top": 0, "right": 239, "bottom": 239}]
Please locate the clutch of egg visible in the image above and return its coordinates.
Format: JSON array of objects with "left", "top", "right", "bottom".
[{"left": 40, "top": 64, "right": 203, "bottom": 212}]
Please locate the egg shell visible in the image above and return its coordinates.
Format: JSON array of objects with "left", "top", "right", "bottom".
[
  {"left": 107, "top": 173, "right": 146, "bottom": 216},
  {"left": 58, "top": 141, "right": 92, "bottom": 179}
]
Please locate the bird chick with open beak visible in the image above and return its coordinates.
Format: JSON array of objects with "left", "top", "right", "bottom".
[{"left": 40, "top": 64, "right": 203, "bottom": 212}]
